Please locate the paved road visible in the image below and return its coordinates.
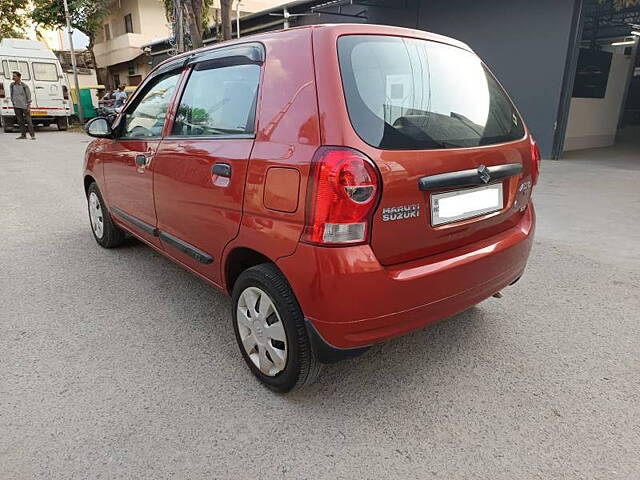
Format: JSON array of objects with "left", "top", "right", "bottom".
[{"left": 1, "top": 130, "right": 639, "bottom": 479}]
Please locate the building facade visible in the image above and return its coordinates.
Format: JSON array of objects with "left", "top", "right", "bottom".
[{"left": 93, "top": 0, "right": 171, "bottom": 88}]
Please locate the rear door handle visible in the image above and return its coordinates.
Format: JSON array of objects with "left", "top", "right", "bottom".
[{"left": 212, "top": 163, "right": 231, "bottom": 177}]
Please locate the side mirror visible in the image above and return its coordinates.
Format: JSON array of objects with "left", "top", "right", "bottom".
[{"left": 86, "top": 117, "right": 112, "bottom": 138}]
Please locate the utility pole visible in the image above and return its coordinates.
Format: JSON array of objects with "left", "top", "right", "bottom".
[
  {"left": 236, "top": 0, "right": 242, "bottom": 39},
  {"left": 62, "top": 0, "right": 84, "bottom": 123}
]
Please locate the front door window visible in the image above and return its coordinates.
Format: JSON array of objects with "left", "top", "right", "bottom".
[{"left": 119, "top": 72, "right": 180, "bottom": 139}]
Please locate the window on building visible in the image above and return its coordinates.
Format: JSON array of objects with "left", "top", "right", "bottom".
[
  {"left": 124, "top": 14, "right": 133, "bottom": 34},
  {"left": 127, "top": 62, "right": 136, "bottom": 75},
  {"left": 33, "top": 62, "right": 59, "bottom": 81},
  {"left": 104, "top": 23, "right": 111, "bottom": 41},
  {"left": 113, "top": 74, "right": 120, "bottom": 89},
  {"left": 172, "top": 63, "right": 260, "bottom": 137}
]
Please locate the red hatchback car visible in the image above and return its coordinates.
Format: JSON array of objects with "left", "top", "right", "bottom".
[{"left": 83, "top": 24, "right": 538, "bottom": 392}]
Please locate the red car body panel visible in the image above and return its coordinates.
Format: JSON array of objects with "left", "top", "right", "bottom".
[
  {"left": 278, "top": 206, "right": 534, "bottom": 349},
  {"left": 221, "top": 28, "right": 321, "bottom": 275},
  {"left": 153, "top": 137, "right": 254, "bottom": 284},
  {"left": 102, "top": 138, "right": 162, "bottom": 247},
  {"left": 83, "top": 24, "right": 536, "bottom": 355}
]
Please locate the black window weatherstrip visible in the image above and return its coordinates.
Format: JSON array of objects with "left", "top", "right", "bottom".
[
  {"left": 158, "top": 231, "right": 214, "bottom": 265},
  {"left": 187, "top": 43, "right": 265, "bottom": 69},
  {"left": 418, "top": 163, "right": 523, "bottom": 191},
  {"left": 111, "top": 207, "right": 214, "bottom": 265}
]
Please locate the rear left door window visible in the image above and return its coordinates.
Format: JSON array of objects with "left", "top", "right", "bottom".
[{"left": 171, "top": 62, "right": 260, "bottom": 137}]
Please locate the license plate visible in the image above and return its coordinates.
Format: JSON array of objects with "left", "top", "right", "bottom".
[
  {"left": 30, "top": 111, "right": 46, "bottom": 116},
  {"left": 431, "top": 183, "right": 503, "bottom": 226}
]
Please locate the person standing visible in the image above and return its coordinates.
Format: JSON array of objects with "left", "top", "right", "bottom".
[
  {"left": 113, "top": 85, "right": 128, "bottom": 109},
  {"left": 10, "top": 71, "right": 35, "bottom": 140}
]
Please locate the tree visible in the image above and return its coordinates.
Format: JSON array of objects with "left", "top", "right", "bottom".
[
  {"left": 600, "top": 0, "right": 640, "bottom": 8},
  {"left": 219, "top": 0, "right": 232, "bottom": 41},
  {"left": 611, "top": 0, "right": 640, "bottom": 7},
  {"left": 0, "top": 0, "right": 29, "bottom": 40},
  {"left": 164, "top": 0, "right": 230, "bottom": 51},
  {"left": 31, "top": 0, "right": 109, "bottom": 80}
]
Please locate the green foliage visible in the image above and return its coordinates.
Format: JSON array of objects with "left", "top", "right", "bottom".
[
  {"left": 163, "top": 0, "right": 215, "bottom": 39},
  {"left": 599, "top": 0, "right": 640, "bottom": 8},
  {"left": 0, "top": 0, "right": 29, "bottom": 39},
  {"left": 31, "top": 0, "right": 110, "bottom": 39}
]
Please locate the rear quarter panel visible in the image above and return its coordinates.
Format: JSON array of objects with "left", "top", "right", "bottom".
[{"left": 221, "top": 28, "right": 321, "bottom": 288}]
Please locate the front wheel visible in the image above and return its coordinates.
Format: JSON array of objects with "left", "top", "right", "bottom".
[
  {"left": 232, "top": 264, "right": 321, "bottom": 392},
  {"left": 56, "top": 117, "right": 68, "bottom": 131},
  {"left": 87, "top": 183, "right": 125, "bottom": 248}
]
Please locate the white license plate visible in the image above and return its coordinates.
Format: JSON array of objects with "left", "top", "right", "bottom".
[{"left": 430, "top": 183, "right": 503, "bottom": 226}]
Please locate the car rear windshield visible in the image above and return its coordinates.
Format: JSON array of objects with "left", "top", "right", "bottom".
[{"left": 338, "top": 35, "right": 525, "bottom": 150}]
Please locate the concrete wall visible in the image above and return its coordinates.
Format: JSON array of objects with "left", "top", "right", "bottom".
[
  {"left": 95, "top": 0, "right": 170, "bottom": 43},
  {"left": 564, "top": 49, "right": 632, "bottom": 151},
  {"left": 412, "top": 0, "right": 578, "bottom": 158}
]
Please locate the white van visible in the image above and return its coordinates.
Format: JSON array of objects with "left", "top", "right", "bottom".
[{"left": 0, "top": 38, "right": 73, "bottom": 132}]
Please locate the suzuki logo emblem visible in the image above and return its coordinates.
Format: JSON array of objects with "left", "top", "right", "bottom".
[{"left": 478, "top": 165, "right": 491, "bottom": 184}]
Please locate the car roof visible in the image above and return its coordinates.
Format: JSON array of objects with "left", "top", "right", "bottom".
[{"left": 154, "top": 23, "right": 473, "bottom": 73}]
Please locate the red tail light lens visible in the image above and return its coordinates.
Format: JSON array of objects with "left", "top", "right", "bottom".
[
  {"left": 530, "top": 136, "right": 541, "bottom": 186},
  {"left": 302, "top": 147, "right": 380, "bottom": 245},
  {"left": 62, "top": 85, "right": 69, "bottom": 100},
  {"left": 0, "top": 83, "right": 5, "bottom": 99}
]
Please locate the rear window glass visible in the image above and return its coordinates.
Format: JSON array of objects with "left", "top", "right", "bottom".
[
  {"left": 338, "top": 35, "right": 525, "bottom": 150},
  {"left": 33, "top": 62, "right": 58, "bottom": 81}
]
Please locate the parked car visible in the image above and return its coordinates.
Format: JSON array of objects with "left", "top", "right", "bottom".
[
  {"left": 0, "top": 38, "right": 73, "bottom": 132},
  {"left": 83, "top": 24, "right": 539, "bottom": 392}
]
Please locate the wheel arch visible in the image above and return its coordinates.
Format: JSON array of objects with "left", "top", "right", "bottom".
[
  {"left": 83, "top": 174, "right": 96, "bottom": 196},
  {"left": 224, "top": 247, "right": 276, "bottom": 295}
]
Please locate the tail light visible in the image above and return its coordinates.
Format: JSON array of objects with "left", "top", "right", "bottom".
[
  {"left": 529, "top": 135, "right": 541, "bottom": 186},
  {"left": 0, "top": 83, "right": 5, "bottom": 98},
  {"left": 62, "top": 85, "right": 69, "bottom": 100},
  {"left": 302, "top": 147, "right": 380, "bottom": 245}
]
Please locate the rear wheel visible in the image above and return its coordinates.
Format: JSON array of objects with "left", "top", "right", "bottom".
[
  {"left": 87, "top": 182, "right": 125, "bottom": 248},
  {"left": 1, "top": 116, "right": 13, "bottom": 133},
  {"left": 56, "top": 117, "right": 68, "bottom": 131},
  {"left": 232, "top": 263, "right": 321, "bottom": 392}
]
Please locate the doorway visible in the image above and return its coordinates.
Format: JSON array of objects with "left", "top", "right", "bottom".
[{"left": 562, "top": 0, "right": 640, "bottom": 155}]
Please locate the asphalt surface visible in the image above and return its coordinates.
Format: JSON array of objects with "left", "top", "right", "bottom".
[{"left": 1, "top": 129, "right": 639, "bottom": 479}]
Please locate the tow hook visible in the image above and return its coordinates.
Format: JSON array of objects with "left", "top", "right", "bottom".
[{"left": 492, "top": 292, "right": 503, "bottom": 298}]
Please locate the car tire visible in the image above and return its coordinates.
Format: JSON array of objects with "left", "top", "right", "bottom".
[
  {"left": 232, "top": 263, "right": 321, "bottom": 393},
  {"left": 56, "top": 117, "right": 68, "bottom": 131},
  {"left": 1, "top": 116, "right": 13, "bottom": 133},
  {"left": 87, "top": 182, "right": 125, "bottom": 248}
]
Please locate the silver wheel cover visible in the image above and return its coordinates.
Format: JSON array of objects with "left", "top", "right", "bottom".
[
  {"left": 236, "top": 286, "right": 288, "bottom": 376},
  {"left": 88, "top": 192, "right": 104, "bottom": 239}
]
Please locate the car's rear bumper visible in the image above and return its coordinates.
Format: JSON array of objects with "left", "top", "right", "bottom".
[{"left": 278, "top": 203, "right": 535, "bottom": 355}]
